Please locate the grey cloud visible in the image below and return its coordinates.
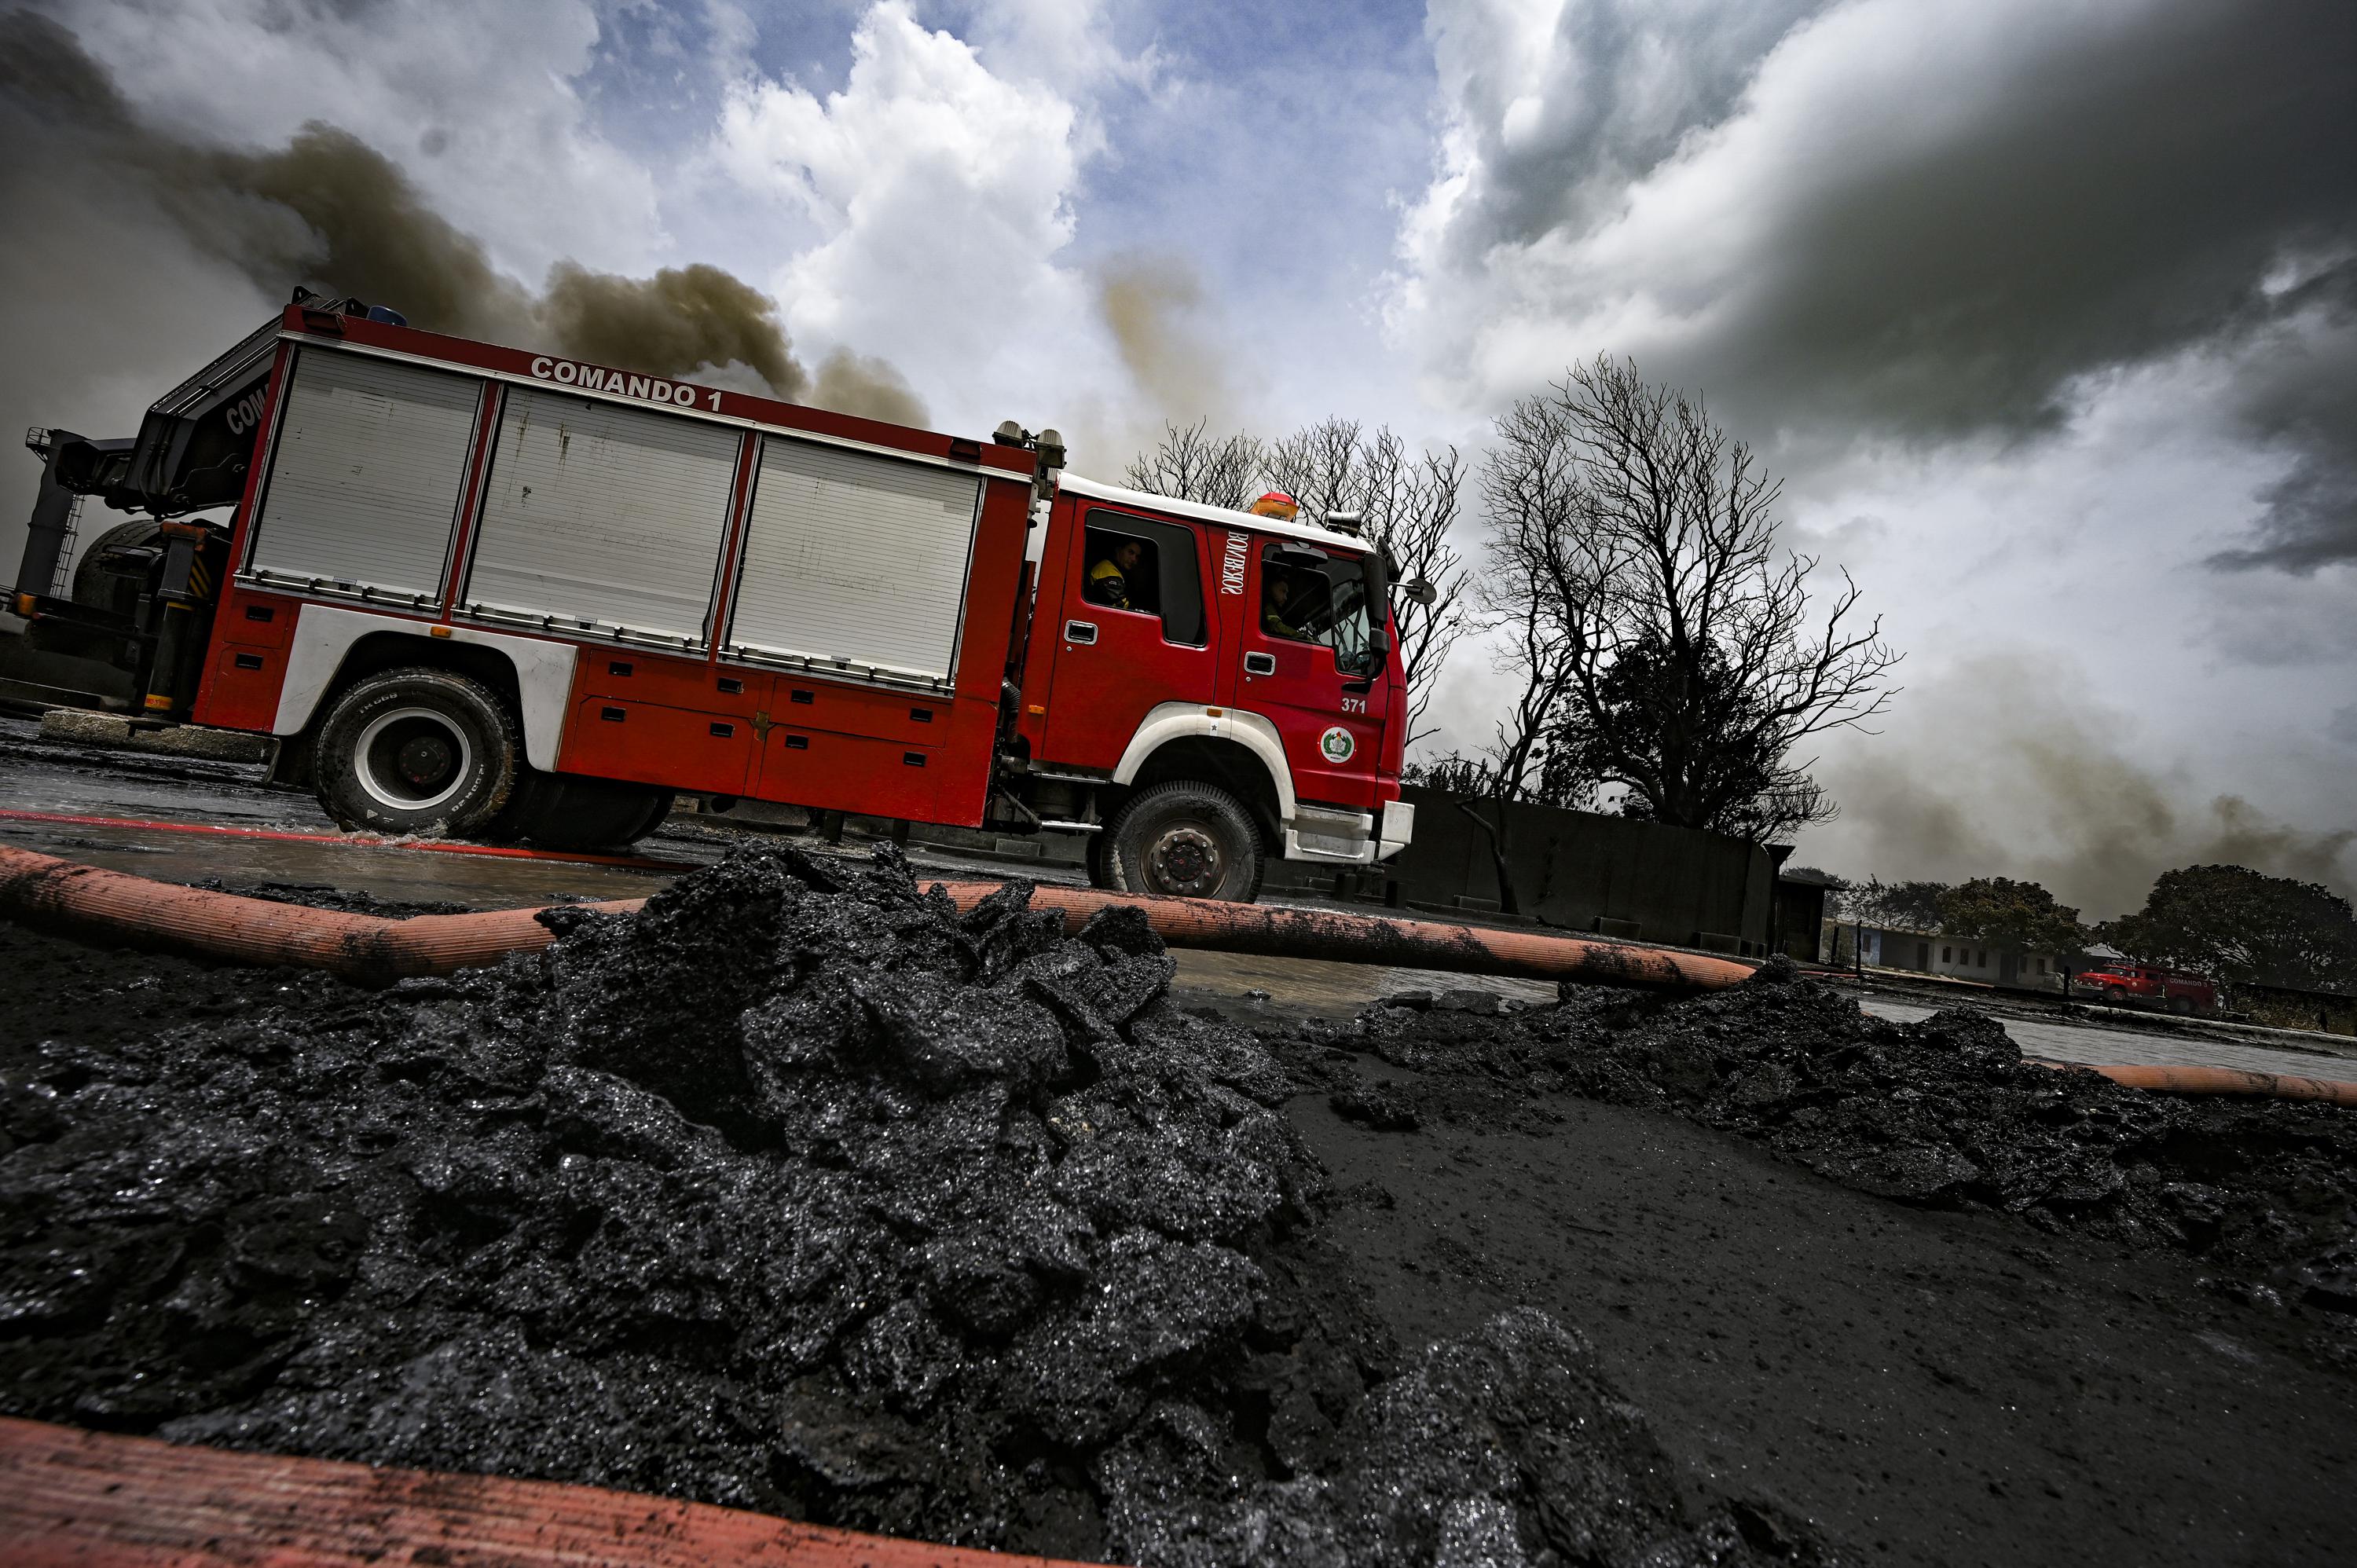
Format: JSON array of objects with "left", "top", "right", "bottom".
[
  {"left": 1430, "top": 0, "right": 1821, "bottom": 260},
  {"left": 1426, "top": 0, "right": 2357, "bottom": 564},
  {"left": 2206, "top": 262, "right": 2357, "bottom": 573}
]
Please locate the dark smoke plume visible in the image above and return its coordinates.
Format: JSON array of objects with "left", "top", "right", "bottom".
[
  {"left": 0, "top": 8, "right": 924, "bottom": 419},
  {"left": 1816, "top": 654, "right": 2356, "bottom": 918}
]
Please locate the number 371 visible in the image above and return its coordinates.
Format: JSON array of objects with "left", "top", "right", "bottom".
[{"left": 1339, "top": 696, "right": 1368, "bottom": 715}]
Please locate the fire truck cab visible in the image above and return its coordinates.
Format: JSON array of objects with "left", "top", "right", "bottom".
[
  {"left": 1014, "top": 474, "right": 1412, "bottom": 899},
  {"left": 2, "top": 297, "right": 1416, "bottom": 901}
]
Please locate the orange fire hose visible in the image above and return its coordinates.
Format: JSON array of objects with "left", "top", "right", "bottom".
[
  {"left": 0, "top": 1415, "right": 1101, "bottom": 1568},
  {"left": 0, "top": 844, "right": 640, "bottom": 983},
  {"left": 0, "top": 844, "right": 1752, "bottom": 991},
  {"left": 2029, "top": 1057, "right": 2357, "bottom": 1108},
  {"left": 3, "top": 845, "right": 2354, "bottom": 1106}
]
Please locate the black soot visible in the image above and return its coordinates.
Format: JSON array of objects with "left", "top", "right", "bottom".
[
  {"left": 0, "top": 848, "right": 1844, "bottom": 1567},
  {"left": 1333, "top": 958, "right": 2357, "bottom": 1318}
]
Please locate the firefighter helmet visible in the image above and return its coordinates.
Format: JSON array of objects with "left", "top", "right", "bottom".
[{"left": 1248, "top": 490, "right": 1299, "bottom": 521}]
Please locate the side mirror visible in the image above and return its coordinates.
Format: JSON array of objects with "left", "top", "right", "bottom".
[{"left": 1402, "top": 578, "right": 1439, "bottom": 607}]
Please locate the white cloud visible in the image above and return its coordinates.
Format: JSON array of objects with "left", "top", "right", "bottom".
[{"left": 709, "top": 1, "right": 1126, "bottom": 436}]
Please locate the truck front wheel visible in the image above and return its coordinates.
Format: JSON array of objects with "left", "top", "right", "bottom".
[
  {"left": 1103, "top": 780, "right": 1265, "bottom": 902},
  {"left": 313, "top": 667, "right": 519, "bottom": 837}
]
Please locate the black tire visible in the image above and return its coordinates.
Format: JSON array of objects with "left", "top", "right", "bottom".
[
  {"left": 313, "top": 667, "right": 519, "bottom": 836},
  {"left": 70, "top": 521, "right": 163, "bottom": 608},
  {"left": 1084, "top": 826, "right": 1113, "bottom": 889},
  {"left": 497, "top": 770, "right": 672, "bottom": 851},
  {"left": 2168, "top": 995, "right": 2196, "bottom": 1016},
  {"left": 1103, "top": 779, "right": 1265, "bottom": 902},
  {"left": 2105, "top": 985, "right": 2130, "bottom": 1006}
]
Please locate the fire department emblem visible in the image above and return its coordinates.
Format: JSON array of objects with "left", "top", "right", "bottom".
[{"left": 1319, "top": 726, "right": 1356, "bottom": 764}]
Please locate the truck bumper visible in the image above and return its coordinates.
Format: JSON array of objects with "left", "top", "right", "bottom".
[{"left": 1280, "top": 799, "right": 1415, "bottom": 866}]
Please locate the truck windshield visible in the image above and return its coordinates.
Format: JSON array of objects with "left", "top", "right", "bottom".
[{"left": 1263, "top": 547, "right": 1376, "bottom": 672}]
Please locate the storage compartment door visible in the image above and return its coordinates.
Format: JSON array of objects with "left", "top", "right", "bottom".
[
  {"left": 727, "top": 438, "right": 983, "bottom": 683},
  {"left": 464, "top": 387, "right": 741, "bottom": 644},
  {"left": 244, "top": 349, "right": 482, "bottom": 602}
]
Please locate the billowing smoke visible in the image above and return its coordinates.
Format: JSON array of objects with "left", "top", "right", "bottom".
[
  {"left": 1097, "top": 255, "right": 1231, "bottom": 425},
  {"left": 537, "top": 261, "right": 805, "bottom": 403},
  {"left": 809, "top": 349, "right": 927, "bottom": 428},
  {"left": 1811, "top": 654, "right": 2357, "bottom": 918},
  {"left": 0, "top": 8, "right": 929, "bottom": 536}
]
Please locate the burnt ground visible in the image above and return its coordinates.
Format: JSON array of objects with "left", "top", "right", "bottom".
[{"left": 2, "top": 851, "right": 2354, "bottom": 1566}]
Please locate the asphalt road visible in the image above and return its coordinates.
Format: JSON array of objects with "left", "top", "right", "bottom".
[{"left": 4, "top": 712, "right": 2351, "bottom": 1083}]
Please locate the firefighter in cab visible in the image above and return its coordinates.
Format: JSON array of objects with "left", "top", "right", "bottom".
[{"left": 1087, "top": 537, "right": 1145, "bottom": 610}]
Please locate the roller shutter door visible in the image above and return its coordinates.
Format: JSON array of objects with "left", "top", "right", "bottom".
[
  {"left": 465, "top": 387, "right": 740, "bottom": 644},
  {"left": 728, "top": 437, "right": 984, "bottom": 682},
  {"left": 244, "top": 350, "right": 481, "bottom": 601}
]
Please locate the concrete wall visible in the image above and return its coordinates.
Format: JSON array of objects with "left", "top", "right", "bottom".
[
  {"left": 2229, "top": 983, "right": 2357, "bottom": 1038},
  {"left": 1384, "top": 788, "right": 1776, "bottom": 954}
]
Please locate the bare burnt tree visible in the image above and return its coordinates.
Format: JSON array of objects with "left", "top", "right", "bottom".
[
  {"left": 1424, "top": 409, "right": 1596, "bottom": 916},
  {"left": 1352, "top": 430, "right": 1469, "bottom": 745},
  {"left": 1261, "top": 417, "right": 1368, "bottom": 521},
  {"left": 1121, "top": 419, "right": 1263, "bottom": 511},
  {"left": 1264, "top": 419, "right": 1471, "bottom": 742},
  {"left": 1483, "top": 355, "right": 1899, "bottom": 843}
]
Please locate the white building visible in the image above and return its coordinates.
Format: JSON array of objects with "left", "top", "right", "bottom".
[{"left": 1820, "top": 923, "right": 2073, "bottom": 989}]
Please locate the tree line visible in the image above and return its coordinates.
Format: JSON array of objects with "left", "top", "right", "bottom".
[
  {"left": 1126, "top": 356, "right": 1897, "bottom": 848},
  {"left": 1816, "top": 863, "right": 2357, "bottom": 994}
]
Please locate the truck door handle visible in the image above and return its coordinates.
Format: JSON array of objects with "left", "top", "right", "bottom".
[
  {"left": 1065, "top": 620, "right": 1098, "bottom": 645},
  {"left": 1244, "top": 652, "right": 1276, "bottom": 676}
]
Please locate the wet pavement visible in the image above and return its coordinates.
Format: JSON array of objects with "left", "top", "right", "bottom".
[
  {"left": 1857, "top": 996, "right": 2351, "bottom": 1082},
  {"left": 5, "top": 713, "right": 2351, "bottom": 1082}
]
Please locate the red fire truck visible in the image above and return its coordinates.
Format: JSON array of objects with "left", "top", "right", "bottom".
[{"left": 3, "top": 295, "right": 1420, "bottom": 900}]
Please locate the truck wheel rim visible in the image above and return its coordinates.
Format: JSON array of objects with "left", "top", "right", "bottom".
[
  {"left": 1146, "top": 822, "right": 1222, "bottom": 898},
  {"left": 354, "top": 705, "right": 472, "bottom": 813}
]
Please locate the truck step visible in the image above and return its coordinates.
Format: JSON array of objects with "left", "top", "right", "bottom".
[{"left": 38, "top": 706, "right": 274, "bottom": 763}]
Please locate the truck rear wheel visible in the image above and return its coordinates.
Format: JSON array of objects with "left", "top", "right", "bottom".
[
  {"left": 495, "top": 771, "right": 673, "bottom": 851},
  {"left": 1103, "top": 780, "right": 1264, "bottom": 903},
  {"left": 313, "top": 667, "right": 519, "bottom": 837}
]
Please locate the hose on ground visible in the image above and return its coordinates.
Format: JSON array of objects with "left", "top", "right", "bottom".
[
  {"left": 0, "top": 1414, "right": 1099, "bottom": 1568},
  {"left": 0, "top": 844, "right": 1751, "bottom": 991},
  {"left": 3, "top": 845, "right": 2352, "bottom": 1106}
]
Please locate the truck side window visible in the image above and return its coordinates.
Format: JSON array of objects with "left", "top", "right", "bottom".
[
  {"left": 1083, "top": 526, "right": 1160, "bottom": 616},
  {"left": 1260, "top": 541, "right": 1374, "bottom": 671},
  {"left": 1081, "top": 511, "right": 1206, "bottom": 647}
]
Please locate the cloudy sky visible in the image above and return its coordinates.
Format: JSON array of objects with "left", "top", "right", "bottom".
[{"left": 3, "top": 0, "right": 2351, "bottom": 915}]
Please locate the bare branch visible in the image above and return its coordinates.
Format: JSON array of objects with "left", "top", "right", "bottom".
[{"left": 1472, "top": 354, "right": 1901, "bottom": 840}]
